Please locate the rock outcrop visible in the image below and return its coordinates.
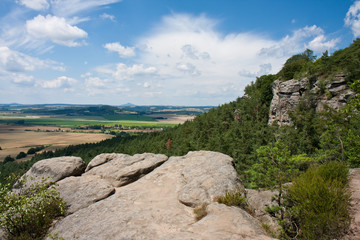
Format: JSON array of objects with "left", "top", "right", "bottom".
[
  {"left": 13, "top": 156, "right": 86, "bottom": 191},
  {"left": 268, "top": 74, "right": 355, "bottom": 125},
  {"left": 10, "top": 151, "right": 274, "bottom": 240}
]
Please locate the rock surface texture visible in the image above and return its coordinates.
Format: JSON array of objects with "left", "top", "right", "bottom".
[
  {"left": 13, "top": 156, "right": 86, "bottom": 191},
  {"left": 343, "top": 169, "right": 360, "bottom": 239},
  {"left": 268, "top": 74, "right": 355, "bottom": 125},
  {"left": 37, "top": 151, "right": 275, "bottom": 240}
]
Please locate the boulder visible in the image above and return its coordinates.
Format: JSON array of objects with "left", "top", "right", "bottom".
[
  {"left": 177, "top": 151, "right": 243, "bottom": 207},
  {"left": 47, "top": 151, "right": 273, "bottom": 239},
  {"left": 56, "top": 175, "right": 115, "bottom": 214},
  {"left": 13, "top": 156, "right": 86, "bottom": 191},
  {"left": 246, "top": 189, "right": 280, "bottom": 233},
  {"left": 84, "top": 153, "right": 168, "bottom": 187}
]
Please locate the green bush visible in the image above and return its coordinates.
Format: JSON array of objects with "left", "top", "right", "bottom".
[
  {"left": 216, "top": 188, "right": 247, "bottom": 209},
  {"left": 283, "top": 161, "right": 351, "bottom": 239},
  {"left": 0, "top": 178, "right": 66, "bottom": 240},
  {"left": 15, "top": 152, "right": 27, "bottom": 160}
]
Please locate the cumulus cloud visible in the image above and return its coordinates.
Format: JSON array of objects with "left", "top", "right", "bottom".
[
  {"left": 345, "top": 1, "right": 360, "bottom": 37},
  {"left": 16, "top": 0, "right": 49, "bottom": 11},
  {"left": 104, "top": 42, "right": 135, "bottom": 58},
  {"left": 26, "top": 14, "right": 88, "bottom": 46},
  {"left": 111, "top": 63, "right": 156, "bottom": 81},
  {"left": 10, "top": 73, "right": 34, "bottom": 85},
  {"left": 259, "top": 25, "right": 337, "bottom": 58},
  {"left": 37, "top": 76, "right": 77, "bottom": 88}
]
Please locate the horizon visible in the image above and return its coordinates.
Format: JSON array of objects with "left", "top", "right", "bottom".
[{"left": 0, "top": 0, "right": 359, "bottom": 106}]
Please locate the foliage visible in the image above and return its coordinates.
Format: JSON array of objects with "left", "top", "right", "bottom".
[
  {"left": 193, "top": 203, "right": 208, "bottom": 221},
  {"left": 27, "top": 146, "right": 45, "bottom": 155},
  {"left": 15, "top": 152, "right": 26, "bottom": 160},
  {"left": 3, "top": 156, "right": 15, "bottom": 164},
  {"left": 216, "top": 188, "right": 248, "bottom": 209},
  {"left": 283, "top": 161, "right": 351, "bottom": 239},
  {"left": 0, "top": 177, "right": 66, "bottom": 240}
]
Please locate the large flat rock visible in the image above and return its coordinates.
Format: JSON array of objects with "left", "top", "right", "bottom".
[
  {"left": 47, "top": 151, "right": 273, "bottom": 240},
  {"left": 84, "top": 153, "right": 168, "bottom": 187},
  {"left": 13, "top": 156, "right": 86, "bottom": 191}
]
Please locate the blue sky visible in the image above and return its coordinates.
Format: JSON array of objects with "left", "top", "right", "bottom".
[{"left": 0, "top": 0, "right": 358, "bottom": 106}]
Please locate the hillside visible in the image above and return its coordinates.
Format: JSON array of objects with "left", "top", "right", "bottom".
[
  {"left": 2, "top": 39, "right": 360, "bottom": 186},
  {"left": 1, "top": 39, "right": 360, "bottom": 240}
]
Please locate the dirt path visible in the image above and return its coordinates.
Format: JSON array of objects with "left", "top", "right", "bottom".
[{"left": 344, "top": 169, "right": 360, "bottom": 239}]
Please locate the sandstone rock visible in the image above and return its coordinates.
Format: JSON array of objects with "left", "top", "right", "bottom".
[
  {"left": 268, "top": 79, "right": 308, "bottom": 126},
  {"left": 246, "top": 189, "right": 280, "bottom": 233},
  {"left": 56, "top": 175, "right": 115, "bottom": 214},
  {"left": 84, "top": 153, "right": 168, "bottom": 187},
  {"left": 14, "top": 156, "right": 86, "bottom": 191},
  {"left": 178, "top": 151, "right": 243, "bottom": 207},
  {"left": 343, "top": 168, "right": 360, "bottom": 239},
  {"left": 268, "top": 76, "right": 355, "bottom": 126},
  {"left": 163, "top": 203, "right": 274, "bottom": 240},
  {"left": 47, "top": 151, "right": 272, "bottom": 240}
]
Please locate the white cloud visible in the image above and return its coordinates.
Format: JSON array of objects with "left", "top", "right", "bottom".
[
  {"left": 259, "top": 25, "right": 336, "bottom": 58},
  {"left": 104, "top": 42, "right": 135, "bottom": 58},
  {"left": 51, "top": 0, "right": 122, "bottom": 17},
  {"left": 0, "top": 46, "right": 64, "bottom": 72},
  {"left": 112, "top": 63, "right": 157, "bottom": 81},
  {"left": 37, "top": 76, "right": 77, "bottom": 88},
  {"left": 17, "top": 0, "right": 49, "bottom": 11},
  {"left": 100, "top": 13, "right": 116, "bottom": 22},
  {"left": 306, "top": 35, "right": 340, "bottom": 52},
  {"left": 26, "top": 14, "right": 87, "bottom": 46},
  {"left": 345, "top": 1, "right": 360, "bottom": 37},
  {"left": 10, "top": 73, "right": 34, "bottom": 85}
]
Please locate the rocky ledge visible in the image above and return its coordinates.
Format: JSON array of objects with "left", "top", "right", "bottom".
[
  {"left": 13, "top": 151, "right": 276, "bottom": 240},
  {"left": 268, "top": 74, "right": 355, "bottom": 126}
]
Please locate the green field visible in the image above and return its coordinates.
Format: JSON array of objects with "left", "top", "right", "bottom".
[{"left": 0, "top": 116, "right": 176, "bottom": 128}]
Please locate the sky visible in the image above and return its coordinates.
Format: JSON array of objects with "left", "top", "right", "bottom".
[{"left": 0, "top": 0, "right": 359, "bottom": 106}]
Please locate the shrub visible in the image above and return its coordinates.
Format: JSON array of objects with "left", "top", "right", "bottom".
[
  {"left": 216, "top": 188, "right": 247, "bottom": 209},
  {"left": 193, "top": 203, "right": 208, "bottom": 221},
  {"left": 283, "top": 161, "right": 351, "bottom": 239},
  {"left": 15, "top": 152, "right": 27, "bottom": 160},
  {"left": 3, "top": 156, "right": 15, "bottom": 164},
  {"left": 0, "top": 177, "right": 66, "bottom": 240}
]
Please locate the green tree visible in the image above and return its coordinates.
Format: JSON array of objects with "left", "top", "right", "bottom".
[{"left": 246, "top": 141, "right": 311, "bottom": 220}]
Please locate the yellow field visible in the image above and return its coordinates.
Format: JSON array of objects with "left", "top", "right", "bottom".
[{"left": 0, "top": 125, "right": 114, "bottom": 161}]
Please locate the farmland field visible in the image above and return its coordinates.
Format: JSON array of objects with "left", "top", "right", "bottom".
[
  {"left": 0, "top": 125, "right": 114, "bottom": 162},
  {"left": 0, "top": 104, "right": 207, "bottom": 162}
]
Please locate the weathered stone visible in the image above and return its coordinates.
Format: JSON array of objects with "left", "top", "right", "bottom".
[
  {"left": 47, "top": 151, "right": 272, "bottom": 240},
  {"left": 14, "top": 156, "right": 86, "bottom": 191},
  {"left": 56, "top": 175, "right": 115, "bottom": 214},
  {"left": 178, "top": 151, "right": 243, "bottom": 207},
  {"left": 246, "top": 189, "right": 280, "bottom": 233},
  {"left": 268, "top": 79, "right": 308, "bottom": 126},
  {"left": 343, "top": 168, "right": 360, "bottom": 239},
  {"left": 268, "top": 76, "right": 355, "bottom": 126},
  {"left": 84, "top": 153, "right": 168, "bottom": 187},
  {"left": 163, "top": 203, "right": 274, "bottom": 240}
]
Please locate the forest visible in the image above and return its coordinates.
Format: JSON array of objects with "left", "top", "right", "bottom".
[{"left": 1, "top": 39, "right": 360, "bottom": 239}]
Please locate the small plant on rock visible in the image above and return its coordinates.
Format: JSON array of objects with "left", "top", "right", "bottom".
[
  {"left": 0, "top": 176, "right": 66, "bottom": 240},
  {"left": 193, "top": 203, "right": 208, "bottom": 221}
]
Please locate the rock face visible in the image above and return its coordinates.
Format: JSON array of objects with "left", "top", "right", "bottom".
[
  {"left": 13, "top": 156, "right": 86, "bottom": 191},
  {"left": 39, "top": 151, "right": 274, "bottom": 240},
  {"left": 343, "top": 169, "right": 360, "bottom": 239},
  {"left": 268, "top": 74, "right": 355, "bottom": 125}
]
